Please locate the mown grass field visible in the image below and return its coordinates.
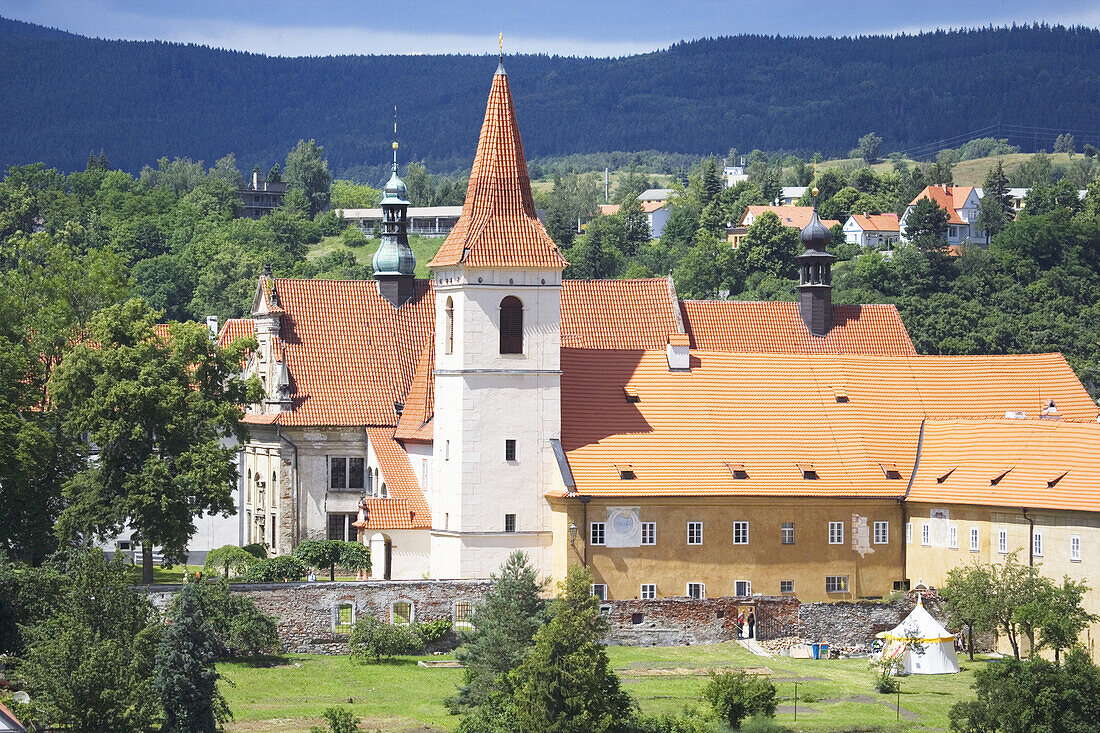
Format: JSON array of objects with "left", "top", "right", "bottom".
[
  {"left": 219, "top": 642, "right": 987, "bottom": 732},
  {"left": 308, "top": 235, "right": 444, "bottom": 279}
]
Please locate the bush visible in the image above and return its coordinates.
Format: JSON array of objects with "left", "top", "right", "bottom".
[
  {"left": 348, "top": 614, "right": 422, "bottom": 662},
  {"left": 702, "top": 671, "right": 778, "bottom": 730},
  {"left": 174, "top": 578, "right": 279, "bottom": 657},
  {"left": 202, "top": 544, "right": 259, "bottom": 579},
  {"left": 242, "top": 543, "right": 268, "bottom": 560},
  {"left": 341, "top": 225, "right": 368, "bottom": 247},
  {"left": 309, "top": 705, "right": 361, "bottom": 733},
  {"left": 739, "top": 714, "right": 792, "bottom": 733},
  {"left": 414, "top": 618, "right": 453, "bottom": 644},
  {"left": 243, "top": 556, "right": 306, "bottom": 583}
]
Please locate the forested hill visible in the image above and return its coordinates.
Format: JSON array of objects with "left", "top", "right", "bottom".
[{"left": 2, "top": 18, "right": 1099, "bottom": 177}]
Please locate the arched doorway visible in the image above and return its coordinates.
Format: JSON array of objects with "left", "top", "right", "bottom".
[{"left": 369, "top": 532, "right": 392, "bottom": 580}]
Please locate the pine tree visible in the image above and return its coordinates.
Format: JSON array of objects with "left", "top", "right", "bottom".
[
  {"left": 617, "top": 195, "right": 650, "bottom": 255},
  {"left": 449, "top": 551, "right": 547, "bottom": 711},
  {"left": 700, "top": 156, "right": 722, "bottom": 206},
  {"left": 155, "top": 581, "right": 231, "bottom": 733},
  {"left": 509, "top": 565, "right": 636, "bottom": 733},
  {"left": 904, "top": 197, "right": 950, "bottom": 252},
  {"left": 977, "top": 161, "right": 1013, "bottom": 238}
]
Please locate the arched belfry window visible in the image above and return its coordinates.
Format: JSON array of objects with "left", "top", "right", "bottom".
[
  {"left": 499, "top": 296, "right": 523, "bottom": 354},
  {"left": 445, "top": 297, "right": 454, "bottom": 355}
]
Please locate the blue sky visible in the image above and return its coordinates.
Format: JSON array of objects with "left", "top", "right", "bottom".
[{"left": 2, "top": 0, "right": 1099, "bottom": 57}]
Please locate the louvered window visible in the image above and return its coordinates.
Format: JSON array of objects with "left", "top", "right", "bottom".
[{"left": 499, "top": 296, "right": 523, "bottom": 354}]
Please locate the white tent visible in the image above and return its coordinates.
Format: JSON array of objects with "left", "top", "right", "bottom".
[{"left": 878, "top": 598, "right": 959, "bottom": 675}]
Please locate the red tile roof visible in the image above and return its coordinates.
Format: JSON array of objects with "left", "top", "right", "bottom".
[
  {"left": 364, "top": 427, "right": 431, "bottom": 528},
  {"left": 428, "top": 69, "right": 567, "bottom": 270},
  {"left": 908, "top": 186, "right": 972, "bottom": 225},
  {"left": 680, "top": 301, "right": 916, "bottom": 355},
  {"left": 561, "top": 278, "right": 683, "bottom": 349},
  {"left": 558, "top": 350, "right": 1096, "bottom": 499},
  {"left": 218, "top": 318, "right": 256, "bottom": 348},
  {"left": 742, "top": 206, "right": 840, "bottom": 230},
  {"left": 907, "top": 418, "right": 1100, "bottom": 512},
  {"left": 394, "top": 339, "right": 435, "bottom": 443},
  {"left": 848, "top": 213, "right": 900, "bottom": 232}
]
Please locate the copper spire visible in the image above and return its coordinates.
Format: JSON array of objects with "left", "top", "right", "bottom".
[{"left": 428, "top": 65, "right": 566, "bottom": 270}]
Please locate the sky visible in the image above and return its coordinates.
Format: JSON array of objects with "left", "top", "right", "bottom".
[{"left": 2, "top": 0, "right": 1099, "bottom": 57}]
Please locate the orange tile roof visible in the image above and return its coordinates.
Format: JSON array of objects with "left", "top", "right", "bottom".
[
  {"left": 742, "top": 206, "right": 840, "bottom": 230},
  {"left": 848, "top": 213, "right": 900, "bottom": 232},
  {"left": 907, "top": 418, "right": 1100, "bottom": 512},
  {"left": 265, "top": 278, "right": 434, "bottom": 426},
  {"left": 560, "top": 278, "right": 683, "bottom": 349},
  {"left": 394, "top": 339, "right": 435, "bottom": 443},
  {"left": 599, "top": 204, "right": 620, "bottom": 215},
  {"left": 218, "top": 318, "right": 255, "bottom": 348},
  {"left": 428, "top": 68, "right": 567, "bottom": 270},
  {"left": 907, "top": 186, "right": 969, "bottom": 225},
  {"left": 680, "top": 301, "right": 916, "bottom": 355},
  {"left": 641, "top": 201, "right": 666, "bottom": 213},
  {"left": 154, "top": 323, "right": 171, "bottom": 338},
  {"left": 558, "top": 350, "right": 1096, "bottom": 499},
  {"left": 364, "top": 427, "right": 431, "bottom": 528}
]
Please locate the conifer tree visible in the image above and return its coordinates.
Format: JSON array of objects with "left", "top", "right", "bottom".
[
  {"left": 155, "top": 581, "right": 231, "bottom": 733},
  {"left": 977, "top": 161, "right": 1013, "bottom": 237}
]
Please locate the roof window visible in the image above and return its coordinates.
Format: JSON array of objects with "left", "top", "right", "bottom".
[
  {"left": 797, "top": 464, "right": 818, "bottom": 480},
  {"left": 834, "top": 389, "right": 849, "bottom": 404},
  {"left": 936, "top": 468, "right": 956, "bottom": 484},
  {"left": 623, "top": 388, "right": 640, "bottom": 403},
  {"left": 725, "top": 462, "right": 748, "bottom": 480},
  {"left": 1047, "top": 471, "right": 1068, "bottom": 488},
  {"left": 990, "top": 468, "right": 1013, "bottom": 486},
  {"left": 879, "top": 463, "right": 902, "bottom": 480},
  {"left": 617, "top": 466, "right": 636, "bottom": 480}
]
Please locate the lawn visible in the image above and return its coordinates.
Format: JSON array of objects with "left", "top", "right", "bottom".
[
  {"left": 219, "top": 642, "right": 986, "bottom": 732},
  {"left": 309, "top": 235, "right": 443, "bottom": 278}
]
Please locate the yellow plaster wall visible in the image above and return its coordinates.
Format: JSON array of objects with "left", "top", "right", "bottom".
[{"left": 551, "top": 497, "right": 904, "bottom": 603}]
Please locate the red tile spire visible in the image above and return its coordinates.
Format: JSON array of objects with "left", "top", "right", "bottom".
[{"left": 428, "top": 64, "right": 566, "bottom": 269}]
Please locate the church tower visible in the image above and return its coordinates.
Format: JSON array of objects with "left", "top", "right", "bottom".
[
  {"left": 427, "top": 60, "right": 568, "bottom": 578},
  {"left": 373, "top": 122, "right": 416, "bottom": 307}
]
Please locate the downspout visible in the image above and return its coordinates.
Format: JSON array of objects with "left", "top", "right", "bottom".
[
  {"left": 900, "top": 419, "right": 926, "bottom": 591},
  {"left": 580, "top": 495, "right": 591, "bottom": 567},
  {"left": 1022, "top": 508, "right": 1034, "bottom": 567},
  {"left": 278, "top": 427, "right": 300, "bottom": 550}
]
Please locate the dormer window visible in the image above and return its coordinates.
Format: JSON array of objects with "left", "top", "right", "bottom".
[
  {"left": 617, "top": 466, "right": 636, "bottom": 480},
  {"left": 879, "top": 463, "right": 902, "bottom": 480},
  {"left": 725, "top": 463, "right": 748, "bottom": 480},
  {"left": 499, "top": 296, "right": 523, "bottom": 354},
  {"left": 797, "top": 464, "right": 818, "bottom": 480}
]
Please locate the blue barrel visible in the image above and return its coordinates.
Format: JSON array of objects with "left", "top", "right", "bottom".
[{"left": 812, "top": 643, "right": 821, "bottom": 659}]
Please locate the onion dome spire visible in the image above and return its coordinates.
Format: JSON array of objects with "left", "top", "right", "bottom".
[
  {"left": 373, "top": 107, "right": 417, "bottom": 307},
  {"left": 796, "top": 188, "right": 836, "bottom": 337}
]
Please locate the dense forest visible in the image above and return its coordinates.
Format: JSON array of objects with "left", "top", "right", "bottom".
[{"left": 2, "top": 18, "right": 1100, "bottom": 178}]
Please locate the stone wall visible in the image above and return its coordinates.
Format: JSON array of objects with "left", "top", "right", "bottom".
[{"left": 144, "top": 579, "right": 491, "bottom": 654}]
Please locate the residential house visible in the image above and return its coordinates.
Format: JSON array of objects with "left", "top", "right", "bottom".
[
  {"left": 777, "top": 186, "right": 807, "bottom": 205},
  {"left": 843, "top": 212, "right": 901, "bottom": 249},
  {"left": 238, "top": 170, "right": 288, "bottom": 219},
  {"left": 901, "top": 185, "right": 986, "bottom": 245},
  {"left": 727, "top": 206, "right": 840, "bottom": 247},
  {"left": 340, "top": 205, "right": 463, "bottom": 237}
]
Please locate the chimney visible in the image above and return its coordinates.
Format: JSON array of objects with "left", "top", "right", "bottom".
[
  {"left": 205, "top": 315, "right": 218, "bottom": 340},
  {"left": 796, "top": 188, "right": 837, "bottom": 337},
  {"left": 666, "top": 333, "right": 690, "bottom": 371},
  {"left": 252, "top": 169, "right": 261, "bottom": 189}
]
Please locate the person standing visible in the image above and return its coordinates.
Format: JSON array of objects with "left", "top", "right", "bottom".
[{"left": 748, "top": 611, "right": 756, "bottom": 639}]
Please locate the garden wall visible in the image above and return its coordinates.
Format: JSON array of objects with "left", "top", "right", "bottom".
[{"left": 144, "top": 579, "right": 492, "bottom": 654}]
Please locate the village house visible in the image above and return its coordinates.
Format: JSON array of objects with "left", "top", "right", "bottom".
[
  {"left": 901, "top": 185, "right": 986, "bottom": 245},
  {"left": 217, "top": 62, "right": 1100, "bottom": 646},
  {"left": 842, "top": 212, "right": 901, "bottom": 249},
  {"left": 339, "top": 205, "right": 462, "bottom": 237},
  {"left": 726, "top": 205, "right": 840, "bottom": 247},
  {"left": 238, "top": 169, "right": 288, "bottom": 219},
  {"left": 596, "top": 189, "right": 672, "bottom": 238}
]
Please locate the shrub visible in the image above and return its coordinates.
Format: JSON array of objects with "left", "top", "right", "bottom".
[
  {"left": 242, "top": 543, "right": 268, "bottom": 560},
  {"left": 243, "top": 556, "right": 306, "bottom": 583},
  {"left": 414, "top": 618, "right": 453, "bottom": 644},
  {"left": 309, "top": 705, "right": 361, "bottom": 733},
  {"left": 341, "top": 225, "right": 368, "bottom": 247},
  {"left": 348, "top": 614, "right": 422, "bottom": 662},
  {"left": 174, "top": 578, "right": 279, "bottom": 657},
  {"left": 739, "top": 714, "right": 792, "bottom": 733},
  {"left": 202, "top": 544, "right": 259, "bottom": 579},
  {"left": 702, "top": 671, "right": 778, "bottom": 730}
]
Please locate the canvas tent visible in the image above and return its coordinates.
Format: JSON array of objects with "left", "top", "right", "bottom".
[{"left": 877, "top": 598, "right": 960, "bottom": 675}]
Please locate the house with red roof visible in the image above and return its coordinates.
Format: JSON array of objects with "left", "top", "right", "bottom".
[
  {"left": 842, "top": 212, "right": 901, "bottom": 249},
  {"left": 901, "top": 185, "right": 986, "bottom": 246},
  {"left": 221, "top": 61, "right": 1100, "bottom": 639},
  {"left": 727, "top": 206, "right": 841, "bottom": 247}
]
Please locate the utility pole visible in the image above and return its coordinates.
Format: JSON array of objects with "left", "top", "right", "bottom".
[{"left": 604, "top": 167, "right": 609, "bottom": 202}]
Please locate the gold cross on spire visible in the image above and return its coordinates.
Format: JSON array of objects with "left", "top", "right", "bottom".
[{"left": 499, "top": 32, "right": 504, "bottom": 57}]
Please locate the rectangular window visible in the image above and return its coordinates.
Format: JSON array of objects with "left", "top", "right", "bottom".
[
  {"left": 505, "top": 439, "right": 517, "bottom": 462},
  {"left": 591, "top": 584, "right": 607, "bottom": 601},
  {"left": 826, "top": 575, "right": 850, "bottom": 593},
  {"left": 970, "top": 527, "right": 980, "bottom": 552},
  {"left": 687, "top": 521, "right": 703, "bottom": 545},
  {"left": 333, "top": 603, "right": 355, "bottom": 634},
  {"left": 640, "top": 584, "right": 656, "bottom": 600},
  {"left": 781, "top": 522, "right": 795, "bottom": 545},
  {"left": 391, "top": 601, "right": 413, "bottom": 625},
  {"left": 780, "top": 580, "right": 794, "bottom": 594},
  {"left": 454, "top": 601, "right": 473, "bottom": 630},
  {"left": 998, "top": 529, "right": 1008, "bottom": 554},
  {"left": 906, "top": 522, "right": 912, "bottom": 544},
  {"left": 329, "top": 457, "right": 364, "bottom": 490},
  {"left": 270, "top": 513, "right": 277, "bottom": 551},
  {"left": 949, "top": 525, "right": 959, "bottom": 550},
  {"left": 348, "top": 457, "right": 364, "bottom": 489},
  {"left": 874, "top": 521, "right": 889, "bottom": 545},
  {"left": 687, "top": 582, "right": 705, "bottom": 600},
  {"left": 1033, "top": 530, "right": 1043, "bottom": 557},
  {"left": 921, "top": 522, "right": 931, "bottom": 546},
  {"left": 589, "top": 522, "right": 605, "bottom": 546},
  {"left": 504, "top": 514, "right": 516, "bottom": 533},
  {"left": 641, "top": 522, "right": 656, "bottom": 545},
  {"left": 1071, "top": 535, "right": 1082, "bottom": 562},
  {"left": 829, "top": 521, "right": 844, "bottom": 545},
  {"left": 327, "top": 513, "right": 356, "bottom": 542},
  {"left": 734, "top": 580, "right": 751, "bottom": 596},
  {"left": 733, "top": 521, "right": 749, "bottom": 545}
]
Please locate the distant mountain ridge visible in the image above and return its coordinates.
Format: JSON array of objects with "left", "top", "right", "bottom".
[{"left": 1, "top": 18, "right": 1098, "bottom": 180}]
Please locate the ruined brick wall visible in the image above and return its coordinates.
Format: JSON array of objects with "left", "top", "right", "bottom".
[
  {"left": 796, "top": 591, "right": 949, "bottom": 648},
  {"left": 144, "top": 579, "right": 491, "bottom": 654},
  {"left": 601, "top": 596, "right": 800, "bottom": 646}
]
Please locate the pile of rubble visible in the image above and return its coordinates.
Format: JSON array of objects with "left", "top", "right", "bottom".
[{"left": 757, "top": 636, "right": 809, "bottom": 654}]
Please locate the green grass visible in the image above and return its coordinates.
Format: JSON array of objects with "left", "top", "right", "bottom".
[
  {"left": 219, "top": 642, "right": 988, "bottom": 732},
  {"left": 309, "top": 235, "right": 443, "bottom": 278},
  {"left": 124, "top": 563, "right": 205, "bottom": 585}
]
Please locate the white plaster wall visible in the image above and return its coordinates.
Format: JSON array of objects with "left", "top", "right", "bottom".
[{"left": 389, "top": 529, "right": 431, "bottom": 579}]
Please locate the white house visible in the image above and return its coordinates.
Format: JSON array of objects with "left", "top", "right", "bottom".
[
  {"left": 777, "top": 187, "right": 807, "bottom": 206},
  {"left": 901, "top": 186, "right": 986, "bottom": 245},
  {"left": 843, "top": 213, "right": 901, "bottom": 249}
]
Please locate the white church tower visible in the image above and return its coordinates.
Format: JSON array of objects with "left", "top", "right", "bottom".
[{"left": 427, "top": 60, "right": 568, "bottom": 578}]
